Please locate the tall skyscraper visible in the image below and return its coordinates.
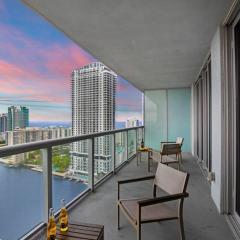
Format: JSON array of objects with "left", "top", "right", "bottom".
[
  {"left": 0, "top": 113, "right": 8, "bottom": 133},
  {"left": 71, "top": 62, "right": 116, "bottom": 176},
  {"left": 8, "top": 106, "right": 29, "bottom": 131}
]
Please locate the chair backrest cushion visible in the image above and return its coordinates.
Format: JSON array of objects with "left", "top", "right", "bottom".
[
  {"left": 176, "top": 137, "right": 184, "bottom": 146},
  {"left": 154, "top": 163, "right": 188, "bottom": 195}
]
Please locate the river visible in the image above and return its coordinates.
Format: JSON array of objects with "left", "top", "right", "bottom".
[{"left": 0, "top": 163, "right": 88, "bottom": 240}]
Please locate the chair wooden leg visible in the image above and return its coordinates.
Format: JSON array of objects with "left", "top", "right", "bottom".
[
  {"left": 117, "top": 205, "right": 120, "bottom": 230},
  {"left": 180, "top": 152, "right": 183, "bottom": 163},
  {"left": 177, "top": 154, "right": 180, "bottom": 170},
  {"left": 178, "top": 217, "right": 185, "bottom": 240},
  {"left": 137, "top": 223, "right": 141, "bottom": 240}
]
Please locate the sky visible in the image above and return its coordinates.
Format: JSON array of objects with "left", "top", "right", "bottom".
[{"left": 0, "top": 0, "right": 143, "bottom": 123}]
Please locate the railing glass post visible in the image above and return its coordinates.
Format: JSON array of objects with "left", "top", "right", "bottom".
[
  {"left": 42, "top": 147, "right": 52, "bottom": 223},
  {"left": 88, "top": 138, "right": 95, "bottom": 191}
]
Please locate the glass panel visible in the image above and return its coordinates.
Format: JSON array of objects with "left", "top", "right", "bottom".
[
  {"left": 115, "top": 132, "right": 127, "bottom": 167},
  {"left": 145, "top": 90, "right": 167, "bottom": 150},
  {"left": 167, "top": 88, "right": 191, "bottom": 152},
  {"left": 128, "top": 130, "right": 136, "bottom": 158},
  {"left": 137, "top": 128, "right": 143, "bottom": 149},
  {"left": 0, "top": 151, "right": 44, "bottom": 239},
  {"left": 94, "top": 135, "right": 113, "bottom": 184},
  {"left": 52, "top": 143, "right": 89, "bottom": 211}
]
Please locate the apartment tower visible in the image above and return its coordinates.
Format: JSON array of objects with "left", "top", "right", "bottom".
[
  {"left": 0, "top": 113, "right": 8, "bottom": 133},
  {"left": 7, "top": 106, "right": 29, "bottom": 131},
  {"left": 71, "top": 62, "right": 116, "bottom": 175}
]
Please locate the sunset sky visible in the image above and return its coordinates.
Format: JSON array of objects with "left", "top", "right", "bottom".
[{"left": 0, "top": 0, "right": 143, "bottom": 123}]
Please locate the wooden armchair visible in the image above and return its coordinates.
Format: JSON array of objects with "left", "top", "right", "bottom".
[
  {"left": 117, "top": 163, "right": 189, "bottom": 240},
  {"left": 148, "top": 137, "right": 184, "bottom": 171}
]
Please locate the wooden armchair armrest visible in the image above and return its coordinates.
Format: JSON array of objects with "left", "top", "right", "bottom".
[
  {"left": 118, "top": 175, "right": 155, "bottom": 200},
  {"left": 137, "top": 192, "right": 189, "bottom": 207},
  {"left": 161, "top": 141, "right": 175, "bottom": 144}
]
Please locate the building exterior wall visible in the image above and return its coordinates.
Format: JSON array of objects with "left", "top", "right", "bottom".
[
  {"left": 0, "top": 113, "right": 8, "bottom": 133},
  {"left": 7, "top": 106, "right": 29, "bottom": 131},
  {"left": 71, "top": 62, "right": 116, "bottom": 175},
  {"left": 125, "top": 119, "right": 139, "bottom": 128}
]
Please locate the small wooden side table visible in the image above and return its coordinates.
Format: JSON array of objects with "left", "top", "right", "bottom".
[
  {"left": 56, "top": 221, "right": 104, "bottom": 240},
  {"left": 137, "top": 147, "right": 152, "bottom": 171}
]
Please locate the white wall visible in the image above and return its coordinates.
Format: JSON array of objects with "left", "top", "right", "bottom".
[{"left": 210, "top": 27, "right": 223, "bottom": 212}]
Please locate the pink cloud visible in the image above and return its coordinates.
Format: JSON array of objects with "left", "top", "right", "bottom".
[
  {"left": 0, "top": 23, "right": 94, "bottom": 106},
  {"left": 116, "top": 81, "right": 128, "bottom": 91}
]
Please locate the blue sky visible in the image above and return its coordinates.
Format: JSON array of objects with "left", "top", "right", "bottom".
[{"left": 0, "top": 0, "right": 143, "bottom": 123}]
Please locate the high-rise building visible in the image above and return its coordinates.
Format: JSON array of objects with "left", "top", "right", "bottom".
[
  {"left": 5, "top": 127, "right": 71, "bottom": 165},
  {"left": 71, "top": 62, "right": 116, "bottom": 175},
  {"left": 8, "top": 106, "right": 29, "bottom": 131},
  {"left": 125, "top": 118, "right": 140, "bottom": 128},
  {"left": 0, "top": 113, "right": 8, "bottom": 133}
]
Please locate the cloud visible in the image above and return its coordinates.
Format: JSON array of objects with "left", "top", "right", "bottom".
[
  {"left": 0, "top": 14, "right": 142, "bottom": 122},
  {"left": 0, "top": 23, "right": 95, "bottom": 107}
]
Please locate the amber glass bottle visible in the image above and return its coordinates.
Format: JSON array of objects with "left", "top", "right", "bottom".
[
  {"left": 59, "top": 199, "right": 69, "bottom": 232},
  {"left": 47, "top": 208, "right": 56, "bottom": 240}
]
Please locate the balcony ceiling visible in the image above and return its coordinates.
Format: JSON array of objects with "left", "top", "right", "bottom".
[{"left": 22, "top": 0, "right": 233, "bottom": 90}]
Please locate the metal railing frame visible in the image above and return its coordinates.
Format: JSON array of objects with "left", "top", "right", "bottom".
[{"left": 0, "top": 126, "right": 144, "bottom": 240}]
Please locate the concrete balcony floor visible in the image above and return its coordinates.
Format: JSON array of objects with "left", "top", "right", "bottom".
[{"left": 70, "top": 153, "right": 235, "bottom": 240}]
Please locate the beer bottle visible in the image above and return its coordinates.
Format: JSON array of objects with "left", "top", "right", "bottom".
[
  {"left": 47, "top": 208, "right": 56, "bottom": 240},
  {"left": 59, "top": 199, "right": 69, "bottom": 232}
]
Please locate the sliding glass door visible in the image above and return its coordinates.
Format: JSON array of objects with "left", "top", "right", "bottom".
[{"left": 193, "top": 58, "right": 212, "bottom": 172}]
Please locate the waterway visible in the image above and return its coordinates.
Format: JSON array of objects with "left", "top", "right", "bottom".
[{"left": 0, "top": 163, "right": 88, "bottom": 240}]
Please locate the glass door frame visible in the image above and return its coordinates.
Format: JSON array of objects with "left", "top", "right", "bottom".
[{"left": 232, "top": 12, "right": 240, "bottom": 224}]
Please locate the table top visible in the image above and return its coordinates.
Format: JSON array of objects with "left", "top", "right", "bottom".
[
  {"left": 138, "top": 147, "right": 152, "bottom": 152},
  {"left": 39, "top": 221, "right": 104, "bottom": 240},
  {"left": 56, "top": 222, "right": 103, "bottom": 240}
]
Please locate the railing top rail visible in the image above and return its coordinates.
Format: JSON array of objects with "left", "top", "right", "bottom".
[{"left": 0, "top": 126, "right": 144, "bottom": 158}]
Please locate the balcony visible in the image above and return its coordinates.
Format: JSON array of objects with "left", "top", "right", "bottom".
[
  {"left": 1, "top": 0, "right": 240, "bottom": 239},
  {"left": 0, "top": 126, "right": 235, "bottom": 240}
]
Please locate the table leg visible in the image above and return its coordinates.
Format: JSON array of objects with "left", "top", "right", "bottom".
[
  {"left": 148, "top": 151, "right": 150, "bottom": 172},
  {"left": 137, "top": 151, "right": 139, "bottom": 166}
]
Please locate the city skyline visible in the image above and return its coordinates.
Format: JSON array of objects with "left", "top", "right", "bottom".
[{"left": 0, "top": 0, "right": 143, "bottom": 123}]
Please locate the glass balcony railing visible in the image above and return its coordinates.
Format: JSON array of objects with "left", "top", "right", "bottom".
[
  {"left": 0, "top": 126, "right": 144, "bottom": 240},
  {"left": 51, "top": 143, "right": 89, "bottom": 211},
  {"left": 128, "top": 129, "right": 137, "bottom": 158},
  {"left": 115, "top": 131, "right": 128, "bottom": 167},
  {"left": 0, "top": 151, "right": 44, "bottom": 239}
]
